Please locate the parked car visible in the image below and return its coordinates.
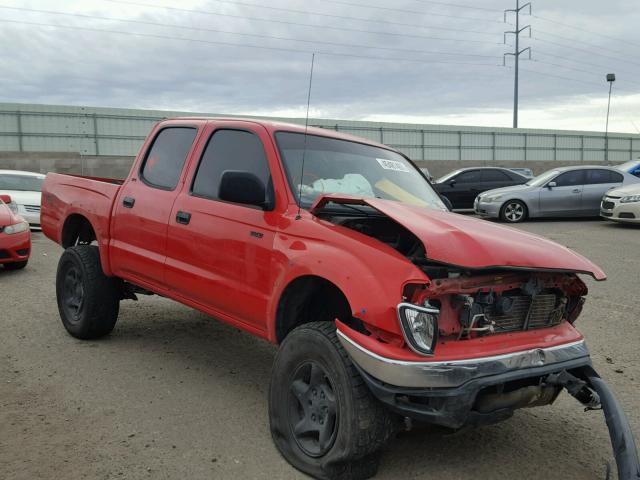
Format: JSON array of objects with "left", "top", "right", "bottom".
[
  {"left": 475, "top": 166, "right": 640, "bottom": 223},
  {"left": 507, "top": 167, "right": 534, "bottom": 178},
  {"left": 0, "top": 170, "right": 45, "bottom": 228},
  {"left": 41, "top": 118, "right": 639, "bottom": 480},
  {"left": 0, "top": 194, "right": 31, "bottom": 270},
  {"left": 433, "top": 167, "right": 528, "bottom": 210},
  {"left": 601, "top": 183, "right": 640, "bottom": 224},
  {"left": 615, "top": 159, "right": 640, "bottom": 178}
]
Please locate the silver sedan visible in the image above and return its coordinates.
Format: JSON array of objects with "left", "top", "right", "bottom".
[{"left": 474, "top": 165, "right": 640, "bottom": 223}]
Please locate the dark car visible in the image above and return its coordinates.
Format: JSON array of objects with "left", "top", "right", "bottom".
[{"left": 433, "top": 167, "right": 528, "bottom": 209}]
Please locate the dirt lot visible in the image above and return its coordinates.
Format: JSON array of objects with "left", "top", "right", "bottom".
[{"left": 1, "top": 219, "right": 638, "bottom": 480}]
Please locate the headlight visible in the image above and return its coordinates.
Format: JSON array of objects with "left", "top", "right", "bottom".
[
  {"left": 3, "top": 221, "right": 29, "bottom": 234},
  {"left": 397, "top": 302, "right": 439, "bottom": 355},
  {"left": 484, "top": 194, "right": 503, "bottom": 203},
  {"left": 620, "top": 195, "right": 640, "bottom": 203}
]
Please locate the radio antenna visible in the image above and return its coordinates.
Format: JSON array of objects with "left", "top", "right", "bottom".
[{"left": 296, "top": 52, "right": 315, "bottom": 220}]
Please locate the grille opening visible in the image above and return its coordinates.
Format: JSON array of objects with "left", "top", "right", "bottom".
[{"left": 483, "top": 289, "right": 564, "bottom": 332}]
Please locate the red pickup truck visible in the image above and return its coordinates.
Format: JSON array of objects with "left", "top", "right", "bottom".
[{"left": 41, "top": 118, "right": 639, "bottom": 480}]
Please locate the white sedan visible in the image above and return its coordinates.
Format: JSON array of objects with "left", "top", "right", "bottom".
[
  {"left": 0, "top": 170, "right": 45, "bottom": 229},
  {"left": 601, "top": 183, "right": 640, "bottom": 224}
]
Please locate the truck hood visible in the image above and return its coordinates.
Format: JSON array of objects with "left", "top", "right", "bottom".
[{"left": 311, "top": 195, "right": 606, "bottom": 280}]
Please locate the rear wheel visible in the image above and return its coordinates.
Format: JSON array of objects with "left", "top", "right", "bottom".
[
  {"left": 500, "top": 200, "right": 528, "bottom": 223},
  {"left": 3, "top": 260, "right": 28, "bottom": 270},
  {"left": 269, "top": 322, "right": 395, "bottom": 480},
  {"left": 56, "top": 245, "right": 120, "bottom": 339}
]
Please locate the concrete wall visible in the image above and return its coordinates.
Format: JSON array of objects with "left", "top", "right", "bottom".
[{"left": 0, "top": 152, "right": 609, "bottom": 181}]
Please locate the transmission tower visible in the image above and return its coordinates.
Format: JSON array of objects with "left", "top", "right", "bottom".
[{"left": 504, "top": 1, "right": 532, "bottom": 128}]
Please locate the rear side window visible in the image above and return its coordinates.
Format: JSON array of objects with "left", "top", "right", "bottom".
[
  {"left": 456, "top": 170, "right": 481, "bottom": 183},
  {"left": 554, "top": 170, "right": 584, "bottom": 187},
  {"left": 610, "top": 171, "right": 624, "bottom": 182},
  {"left": 586, "top": 169, "right": 616, "bottom": 184},
  {"left": 192, "top": 129, "right": 270, "bottom": 200},
  {"left": 482, "top": 169, "right": 511, "bottom": 182},
  {"left": 140, "top": 127, "right": 197, "bottom": 190}
]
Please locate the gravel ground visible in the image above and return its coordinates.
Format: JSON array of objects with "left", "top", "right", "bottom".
[{"left": 1, "top": 218, "right": 638, "bottom": 480}]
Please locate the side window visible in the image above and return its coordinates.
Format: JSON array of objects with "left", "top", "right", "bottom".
[
  {"left": 140, "top": 127, "right": 197, "bottom": 190},
  {"left": 631, "top": 166, "right": 640, "bottom": 178},
  {"left": 192, "top": 129, "right": 270, "bottom": 201},
  {"left": 610, "top": 171, "right": 624, "bottom": 183},
  {"left": 456, "top": 170, "right": 481, "bottom": 183},
  {"left": 482, "top": 169, "right": 511, "bottom": 182},
  {"left": 586, "top": 169, "right": 614, "bottom": 185},
  {"left": 554, "top": 170, "right": 584, "bottom": 187}
]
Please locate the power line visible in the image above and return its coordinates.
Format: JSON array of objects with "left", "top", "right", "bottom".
[
  {"left": 297, "top": 0, "right": 503, "bottom": 22},
  {"left": 103, "top": 0, "right": 503, "bottom": 44},
  {"left": 104, "top": 0, "right": 505, "bottom": 36},
  {"left": 519, "top": 67, "right": 635, "bottom": 92},
  {"left": 534, "top": 51, "right": 640, "bottom": 78},
  {"left": 0, "top": 5, "right": 504, "bottom": 57},
  {"left": 534, "top": 27, "right": 638, "bottom": 57},
  {"left": 409, "top": 0, "right": 502, "bottom": 13},
  {"left": 531, "top": 37, "right": 640, "bottom": 68},
  {"left": 0, "top": 18, "right": 504, "bottom": 67},
  {"left": 530, "top": 59, "right": 640, "bottom": 90},
  {"left": 532, "top": 14, "right": 640, "bottom": 49}
]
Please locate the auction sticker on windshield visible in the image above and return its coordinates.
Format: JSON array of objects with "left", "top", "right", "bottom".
[{"left": 376, "top": 158, "right": 411, "bottom": 173}]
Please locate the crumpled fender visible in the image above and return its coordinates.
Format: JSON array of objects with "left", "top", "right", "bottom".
[{"left": 265, "top": 213, "right": 427, "bottom": 342}]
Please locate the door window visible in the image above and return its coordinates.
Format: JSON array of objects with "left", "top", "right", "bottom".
[
  {"left": 481, "top": 169, "right": 511, "bottom": 182},
  {"left": 585, "top": 169, "right": 616, "bottom": 184},
  {"left": 455, "top": 170, "right": 481, "bottom": 183},
  {"left": 610, "top": 171, "right": 624, "bottom": 183},
  {"left": 554, "top": 170, "right": 584, "bottom": 187},
  {"left": 191, "top": 129, "right": 271, "bottom": 200},
  {"left": 140, "top": 127, "right": 197, "bottom": 190}
]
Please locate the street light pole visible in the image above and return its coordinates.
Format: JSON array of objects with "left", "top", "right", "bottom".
[{"left": 605, "top": 73, "right": 616, "bottom": 165}]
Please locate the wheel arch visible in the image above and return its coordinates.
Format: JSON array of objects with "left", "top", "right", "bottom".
[
  {"left": 60, "top": 213, "right": 113, "bottom": 276},
  {"left": 273, "top": 275, "right": 366, "bottom": 344}
]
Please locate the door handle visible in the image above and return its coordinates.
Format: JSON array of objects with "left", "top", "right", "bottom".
[
  {"left": 123, "top": 196, "right": 135, "bottom": 208},
  {"left": 572, "top": 189, "right": 581, "bottom": 194},
  {"left": 176, "top": 211, "right": 191, "bottom": 225}
]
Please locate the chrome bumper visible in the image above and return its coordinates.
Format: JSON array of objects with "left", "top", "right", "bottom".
[{"left": 337, "top": 331, "right": 591, "bottom": 389}]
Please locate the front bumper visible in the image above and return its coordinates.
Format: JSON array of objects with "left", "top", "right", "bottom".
[
  {"left": 338, "top": 331, "right": 592, "bottom": 428},
  {"left": 601, "top": 196, "right": 640, "bottom": 224},
  {"left": 0, "top": 229, "right": 31, "bottom": 264},
  {"left": 474, "top": 197, "right": 501, "bottom": 218}
]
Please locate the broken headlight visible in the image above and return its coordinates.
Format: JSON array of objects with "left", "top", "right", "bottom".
[{"left": 397, "top": 303, "right": 439, "bottom": 355}]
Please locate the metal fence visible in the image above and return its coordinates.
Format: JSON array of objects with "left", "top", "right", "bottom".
[{"left": 1, "top": 103, "right": 639, "bottom": 163}]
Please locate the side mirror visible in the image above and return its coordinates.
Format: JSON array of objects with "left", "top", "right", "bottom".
[
  {"left": 547, "top": 181, "right": 557, "bottom": 189},
  {"left": 218, "top": 171, "right": 270, "bottom": 209},
  {"left": 0, "top": 194, "right": 11, "bottom": 204},
  {"left": 448, "top": 179, "right": 456, "bottom": 187}
]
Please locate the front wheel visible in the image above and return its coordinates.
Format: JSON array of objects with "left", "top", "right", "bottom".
[
  {"left": 56, "top": 245, "right": 121, "bottom": 339},
  {"left": 500, "top": 200, "right": 528, "bottom": 223},
  {"left": 269, "top": 322, "right": 395, "bottom": 480}
]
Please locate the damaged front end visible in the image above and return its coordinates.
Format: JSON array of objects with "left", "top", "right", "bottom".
[{"left": 313, "top": 196, "right": 638, "bottom": 478}]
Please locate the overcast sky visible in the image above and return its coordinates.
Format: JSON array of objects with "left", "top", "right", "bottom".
[{"left": 1, "top": 0, "right": 640, "bottom": 133}]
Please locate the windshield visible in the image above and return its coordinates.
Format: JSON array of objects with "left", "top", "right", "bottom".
[
  {"left": 275, "top": 132, "right": 447, "bottom": 211},
  {"left": 0, "top": 174, "right": 44, "bottom": 192},
  {"left": 526, "top": 169, "right": 560, "bottom": 187},
  {"left": 436, "top": 169, "right": 464, "bottom": 183}
]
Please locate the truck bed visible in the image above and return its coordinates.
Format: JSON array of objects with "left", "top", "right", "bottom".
[{"left": 41, "top": 173, "right": 123, "bottom": 248}]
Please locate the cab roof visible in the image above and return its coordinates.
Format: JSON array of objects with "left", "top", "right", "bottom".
[{"left": 159, "top": 117, "right": 398, "bottom": 153}]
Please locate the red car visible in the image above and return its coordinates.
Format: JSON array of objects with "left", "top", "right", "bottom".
[
  {"left": 0, "top": 194, "right": 31, "bottom": 270},
  {"left": 40, "top": 119, "right": 639, "bottom": 480}
]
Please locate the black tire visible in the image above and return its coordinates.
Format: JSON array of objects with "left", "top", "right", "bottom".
[
  {"left": 500, "top": 199, "right": 528, "bottom": 223},
  {"left": 269, "top": 322, "right": 395, "bottom": 480},
  {"left": 56, "top": 245, "right": 120, "bottom": 339},
  {"left": 3, "top": 260, "right": 28, "bottom": 270}
]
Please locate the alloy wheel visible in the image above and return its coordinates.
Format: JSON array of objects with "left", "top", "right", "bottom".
[
  {"left": 288, "top": 361, "right": 338, "bottom": 457},
  {"left": 504, "top": 202, "right": 525, "bottom": 222}
]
